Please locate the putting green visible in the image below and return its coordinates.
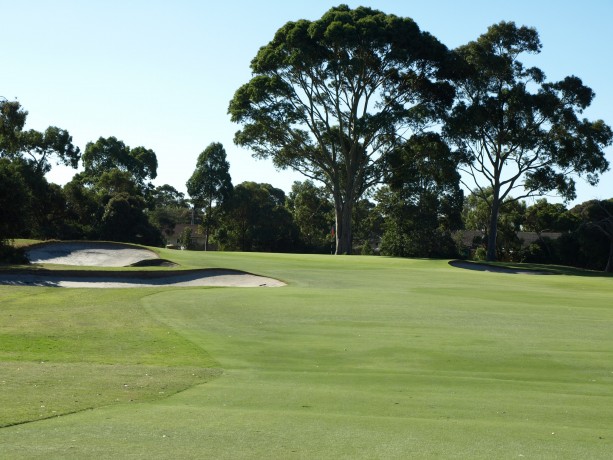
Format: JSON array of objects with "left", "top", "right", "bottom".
[{"left": 0, "top": 252, "right": 612, "bottom": 458}]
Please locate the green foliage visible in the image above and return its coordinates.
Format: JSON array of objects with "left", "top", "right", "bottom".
[
  {"left": 446, "top": 21, "right": 612, "bottom": 261},
  {"left": 286, "top": 180, "right": 334, "bottom": 252},
  {"left": 351, "top": 198, "right": 383, "bottom": 252},
  {"left": 569, "top": 199, "right": 613, "bottom": 272},
  {"left": 148, "top": 184, "right": 189, "bottom": 209},
  {"left": 0, "top": 242, "right": 27, "bottom": 264},
  {"left": 19, "top": 126, "right": 80, "bottom": 174},
  {"left": 516, "top": 198, "right": 613, "bottom": 272},
  {"left": 0, "top": 158, "right": 31, "bottom": 242},
  {"left": 523, "top": 199, "right": 577, "bottom": 234},
  {"left": 0, "top": 100, "right": 80, "bottom": 242},
  {"left": 463, "top": 189, "right": 526, "bottom": 261},
  {"left": 82, "top": 136, "right": 157, "bottom": 190},
  {"left": 229, "top": 5, "right": 453, "bottom": 254},
  {"left": 186, "top": 143, "right": 232, "bottom": 210},
  {"left": 473, "top": 246, "right": 487, "bottom": 261},
  {"left": 186, "top": 143, "right": 233, "bottom": 249},
  {"left": 146, "top": 184, "right": 191, "bottom": 240},
  {"left": 0, "top": 98, "right": 27, "bottom": 154},
  {"left": 99, "top": 193, "right": 164, "bottom": 246},
  {"left": 0, "top": 98, "right": 80, "bottom": 174},
  {"left": 178, "top": 226, "right": 193, "bottom": 249},
  {"left": 216, "top": 182, "right": 297, "bottom": 252},
  {"left": 378, "top": 134, "right": 463, "bottom": 258},
  {"left": 61, "top": 177, "right": 102, "bottom": 239}
]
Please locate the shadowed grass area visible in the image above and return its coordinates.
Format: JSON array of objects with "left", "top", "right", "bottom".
[
  {"left": 454, "top": 259, "right": 613, "bottom": 277},
  {"left": 0, "top": 250, "right": 612, "bottom": 458}
]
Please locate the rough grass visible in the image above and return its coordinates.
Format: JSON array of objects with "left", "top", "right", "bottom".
[{"left": 0, "top": 250, "right": 612, "bottom": 458}]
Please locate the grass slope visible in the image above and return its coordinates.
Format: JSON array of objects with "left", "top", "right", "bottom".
[{"left": 1, "top": 250, "right": 612, "bottom": 458}]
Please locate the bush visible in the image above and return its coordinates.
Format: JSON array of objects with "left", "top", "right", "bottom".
[
  {"left": 0, "top": 242, "right": 28, "bottom": 264},
  {"left": 473, "top": 247, "right": 487, "bottom": 261}
]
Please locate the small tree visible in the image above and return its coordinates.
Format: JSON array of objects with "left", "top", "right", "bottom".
[
  {"left": 178, "top": 226, "right": 193, "bottom": 250},
  {"left": 186, "top": 143, "right": 232, "bottom": 250}
]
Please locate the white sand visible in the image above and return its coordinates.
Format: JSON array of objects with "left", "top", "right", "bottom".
[
  {"left": 0, "top": 270, "right": 285, "bottom": 288},
  {"left": 8, "top": 242, "right": 285, "bottom": 288},
  {"left": 26, "top": 242, "right": 158, "bottom": 267}
]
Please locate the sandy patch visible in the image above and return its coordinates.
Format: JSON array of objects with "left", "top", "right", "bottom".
[
  {"left": 0, "top": 269, "right": 285, "bottom": 288},
  {"left": 26, "top": 242, "right": 158, "bottom": 267}
]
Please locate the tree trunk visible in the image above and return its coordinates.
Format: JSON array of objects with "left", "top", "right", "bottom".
[
  {"left": 204, "top": 202, "right": 211, "bottom": 251},
  {"left": 486, "top": 195, "right": 500, "bottom": 262},
  {"left": 605, "top": 238, "right": 613, "bottom": 273},
  {"left": 334, "top": 201, "right": 353, "bottom": 255}
]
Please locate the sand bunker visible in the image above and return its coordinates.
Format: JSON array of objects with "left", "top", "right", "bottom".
[
  {"left": 0, "top": 269, "right": 285, "bottom": 288},
  {"left": 26, "top": 242, "right": 159, "bottom": 267},
  {"left": 9, "top": 242, "right": 285, "bottom": 288}
]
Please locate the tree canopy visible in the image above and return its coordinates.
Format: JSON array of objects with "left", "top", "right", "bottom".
[
  {"left": 286, "top": 180, "right": 334, "bottom": 252},
  {"left": 445, "top": 21, "right": 612, "bottom": 261},
  {"left": 0, "top": 98, "right": 80, "bottom": 244},
  {"left": 571, "top": 199, "right": 613, "bottom": 272},
  {"left": 186, "top": 143, "right": 232, "bottom": 211},
  {"left": 378, "top": 133, "right": 463, "bottom": 257},
  {"left": 229, "top": 5, "right": 453, "bottom": 254},
  {"left": 1, "top": 98, "right": 80, "bottom": 174},
  {"left": 82, "top": 136, "right": 157, "bottom": 189}
]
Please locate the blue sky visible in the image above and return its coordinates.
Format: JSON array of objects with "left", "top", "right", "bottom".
[{"left": 3, "top": 0, "right": 612, "bottom": 206}]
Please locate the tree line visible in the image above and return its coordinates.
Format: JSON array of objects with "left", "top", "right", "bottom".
[{"left": 1, "top": 5, "right": 612, "bottom": 270}]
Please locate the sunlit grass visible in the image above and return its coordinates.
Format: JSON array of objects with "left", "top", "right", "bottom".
[
  {"left": 1, "top": 249, "right": 612, "bottom": 458},
  {"left": 0, "top": 287, "right": 219, "bottom": 427}
]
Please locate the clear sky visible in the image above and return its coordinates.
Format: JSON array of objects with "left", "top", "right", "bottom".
[{"left": 3, "top": 0, "right": 612, "bottom": 206}]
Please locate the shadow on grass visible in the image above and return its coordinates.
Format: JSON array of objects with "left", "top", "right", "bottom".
[{"left": 449, "top": 260, "right": 613, "bottom": 277}]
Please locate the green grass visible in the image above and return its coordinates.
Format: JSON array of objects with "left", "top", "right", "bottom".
[{"left": 1, "top": 249, "right": 612, "bottom": 458}]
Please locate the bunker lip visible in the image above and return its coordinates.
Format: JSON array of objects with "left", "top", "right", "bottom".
[
  {"left": 449, "top": 260, "right": 549, "bottom": 275},
  {"left": 0, "top": 268, "right": 286, "bottom": 288}
]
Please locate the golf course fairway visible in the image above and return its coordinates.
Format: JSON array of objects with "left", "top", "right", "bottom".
[{"left": 1, "top": 249, "right": 612, "bottom": 458}]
